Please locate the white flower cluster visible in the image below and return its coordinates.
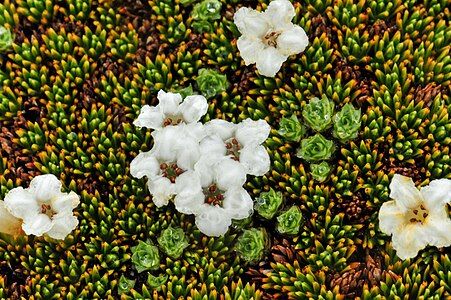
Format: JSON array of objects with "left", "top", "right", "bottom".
[
  {"left": 131, "top": 90, "right": 271, "bottom": 236},
  {"left": 234, "top": 0, "right": 309, "bottom": 77},
  {"left": 0, "top": 174, "right": 80, "bottom": 239}
]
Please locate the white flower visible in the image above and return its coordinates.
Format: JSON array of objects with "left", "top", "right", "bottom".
[
  {"left": 378, "top": 174, "right": 451, "bottom": 260},
  {"left": 174, "top": 157, "right": 253, "bottom": 237},
  {"left": 204, "top": 118, "right": 271, "bottom": 176},
  {"left": 134, "top": 90, "right": 208, "bottom": 130},
  {"left": 234, "top": 0, "right": 309, "bottom": 77},
  {"left": 130, "top": 126, "right": 202, "bottom": 208},
  {"left": 2, "top": 174, "right": 80, "bottom": 239}
]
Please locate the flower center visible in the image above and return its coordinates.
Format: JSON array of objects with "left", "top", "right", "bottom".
[
  {"left": 408, "top": 204, "right": 429, "bottom": 224},
  {"left": 225, "top": 137, "right": 241, "bottom": 161},
  {"left": 40, "top": 203, "right": 55, "bottom": 218},
  {"left": 203, "top": 184, "right": 224, "bottom": 206},
  {"left": 163, "top": 115, "right": 183, "bottom": 127},
  {"left": 160, "top": 163, "right": 184, "bottom": 183},
  {"left": 263, "top": 30, "right": 281, "bottom": 47}
]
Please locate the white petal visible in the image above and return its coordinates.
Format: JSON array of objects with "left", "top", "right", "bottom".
[
  {"left": 180, "top": 95, "right": 208, "bottom": 123},
  {"left": 199, "top": 135, "right": 227, "bottom": 158},
  {"left": 176, "top": 138, "right": 201, "bottom": 171},
  {"left": 130, "top": 151, "right": 160, "bottom": 179},
  {"left": 204, "top": 119, "right": 236, "bottom": 141},
  {"left": 237, "top": 37, "right": 266, "bottom": 65},
  {"left": 157, "top": 90, "right": 182, "bottom": 116},
  {"left": 424, "top": 218, "right": 451, "bottom": 248},
  {"left": 255, "top": 46, "right": 287, "bottom": 77},
  {"left": 147, "top": 177, "right": 175, "bottom": 207},
  {"left": 235, "top": 118, "right": 271, "bottom": 147},
  {"left": 420, "top": 179, "right": 451, "bottom": 210},
  {"left": 214, "top": 158, "right": 247, "bottom": 190},
  {"left": 223, "top": 187, "right": 253, "bottom": 219},
  {"left": 4, "top": 187, "right": 39, "bottom": 219},
  {"left": 46, "top": 213, "right": 78, "bottom": 240},
  {"left": 265, "top": 0, "right": 295, "bottom": 29},
  {"left": 389, "top": 174, "right": 423, "bottom": 210},
  {"left": 184, "top": 122, "right": 207, "bottom": 142},
  {"left": 277, "top": 25, "right": 309, "bottom": 56},
  {"left": 194, "top": 157, "right": 216, "bottom": 188},
  {"left": 29, "top": 174, "right": 63, "bottom": 203},
  {"left": 195, "top": 204, "right": 232, "bottom": 237},
  {"left": 133, "top": 105, "right": 164, "bottom": 129},
  {"left": 378, "top": 200, "right": 405, "bottom": 235},
  {"left": 234, "top": 7, "right": 269, "bottom": 38},
  {"left": 22, "top": 214, "right": 53, "bottom": 236},
  {"left": 391, "top": 224, "right": 429, "bottom": 260},
  {"left": 0, "top": 201, "right": 23, "bottom": 236},
  {"left": 239, "top": 145, "right": 270, "bottom": 176},
  {"left": 151, "top": 126, "right": 182, "bottom": 163},
  {"left": 50, "top": 191, "right": 80, "bottom": 214}
]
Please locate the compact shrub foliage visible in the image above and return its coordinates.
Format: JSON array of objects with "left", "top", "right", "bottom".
[{"left": 0, "top": 0, "right": 450, "bottom": 299}]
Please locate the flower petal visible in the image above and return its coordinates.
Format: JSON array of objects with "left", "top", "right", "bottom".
[
  {"left": 157, "top": 90, "right": 182, "bottom": 116},
  {"left": 199, "top": 134, "right": 227, "bottom": 158},
  {"left": 130, "top": 151, "right": 160, "bottom": 179},
  {"left": 29, "top": 174, "right": 63, "bottom": 203},
  {"left": 204, "top": 119, "right": 235, "bottom": 141},
  {"left": 237, "top": 37, "right": 265, "bottom": 65},
  {"left": 265, "top": 0, "right": 296, "bottom": 29},
  {"left": 214, "top": 158, "right": 247, "bottom": 190},
  {"left": 389, "top": 174, "right": 422, "bottom": 210},
  {"left": 176, "top": 138, "right": 201, "bottom": 171},
  {"left": 148, "top": 177, "right": 175, "bottom": 207},
  {"left": 195, "top": 204, "right": 232, "bottom": 237},
  {"left": 4, "top": 187, "right": 39, "bottom": 219},
  {"left": 421, "top": 179, "right": 451, "bottom": 211},
  {"left": 223, "top": 187, "right": 253, "bottom": 219},
  {"left": 133, "top": 105, "right": 164, "bottom": 129},
  {"left": 22, "top": 214, "right": 53, "bottom": 236},
  {"left": 179, "top": 95, "right": 208, "bottom": 123},
  {"left": 0, "top": 201, "right": 23, "bottom": 236},
  {"left": 423, "top": 217, "right": 451, "bottom": 249},
  {"left": 378, "top": 200, "right": 405, "bottom": 235},
  {"left": 46, "top": 213, "right": 79, "bottom": 240},
  {"left": 194, "top": 156, "right": 216, "bottom": 187},
  {"left": 255, "top": 46, "right": 287, "bottom": 77},
  {"left": 235, "top": 118, "right": 271, "bottom": 147},
  {"left": 391, "top": 224, "right": 429, "bottom": 260},
  {"left": 276, "top": 25, "right": 309, "bottom": 56},
  {"left": 151, "top": 126, "right": 182, "bottom": 162},
  {"left": 50, "top": 191, "right": 80, "bottom": 214},
  {"left": 239, "top": 145, "right": 270, "bottom": 176},
  {"left": 234, "top": 7, "right": 269, "bottom": 37}
]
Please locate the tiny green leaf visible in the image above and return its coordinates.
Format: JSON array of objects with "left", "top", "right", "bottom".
[
  {"left": 131, "top": 241, "right": 160, "bottom": 273},
  {"left": 157, "top": 226, "right": 189, "bottom": 259},
  {"left": 235, "top": 228, "right": 267, "bottom": 264},
  {"left": 310, "top": 161, "right": 332, "bottom": 183},
  {"left": 278, "top": 115, "right": 305, "bottom": 142},
  {"left": 297, "top": 134, "right": 335, "bottom": 162},
  {"left": 333, "top": 103, "right": 362, "bottom": 143},
  {"left": 255, "top": 188, "right": 283, "bottom": 219},
  {"left": 196, "top": 68, "right": 229, "bottom": 99},
  {"left": 277, "top": 206, "right": 303, "bottom": 235}
]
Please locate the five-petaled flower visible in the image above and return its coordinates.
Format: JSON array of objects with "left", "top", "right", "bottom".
[
  {"left": 234, "top": 0, "right": 309, "bottom": 77},
  {"left": 378, "top": 174, "right": 451, "bottom": 260},
  {"left": 0, "top": 174, "right": 80, "bottom": 239}
]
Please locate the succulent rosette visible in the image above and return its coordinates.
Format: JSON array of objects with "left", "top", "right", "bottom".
[
  {"left": 277, "top": 206, "right": 303, "bottom": 235},
  {"left": 235, "top": 228, "right": 268, "bottom": 264},
  {"left": 131, "top": 241, "right": 161, "bottom": 273},
  {"left": 297, "top": 134, "right": 335, "bottom": 162},
  {"left": 157, "top": 226, "right": 189, "bottom": 259},
  {"left": 196, "top": 68, "right": 229, "bottom": 99},
  {"left": 302, "top": 96, "right": 335, "bottom": 132},
  {"left": 255, "top": 188, "right": 283, "bottom": 219},
  {"left": 333, "top": 103, "right": 362, "bottom": 143},
  {"left": 0, "top": 25, "right": 13, "bottom": 52},
  {"left": 310, "top": 161, "right": 332, "bottom": 183},
  {"left": 278, "top": 115, "right": 305, "bottom": 142}
]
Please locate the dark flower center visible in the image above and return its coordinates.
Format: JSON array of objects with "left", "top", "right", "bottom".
[
  {"left": 203, "top": 184, "right": 224, "bottom": 206},
  {"left": 40, "top": 204, "right": 55, "bottom": 218},
  {"left": 225, "top": 137, "right": 241, "bottom": 161},
  {"left": 409, "top": 204, "right": 429, "bottom": 224},
  {"left": 163, "top": 115, "right": 183, "bottom": 127},
  {"left": 263, "top": 31, "right": 281, "bottom": 47},
  {"left": 160, "top": 163, "right": 184, "bottom": 183}
]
